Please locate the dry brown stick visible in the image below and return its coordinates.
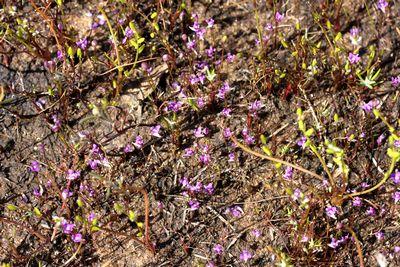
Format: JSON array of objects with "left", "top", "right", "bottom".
[
  {"left": 344, "top": 225, "right": 365, "bottom": 267},
  {"left": 0, "top": 216, "right": 48, "bottom": 243},
  {"left": 230, "top": 136, "right": 324, "bottom": 180}
]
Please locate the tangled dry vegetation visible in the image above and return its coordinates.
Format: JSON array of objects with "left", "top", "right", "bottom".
[{"left": 0, "top": 0, "right": 400, "bottom": 266}]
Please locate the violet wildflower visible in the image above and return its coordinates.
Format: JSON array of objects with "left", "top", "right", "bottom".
[
  {"left": 180, "top": 177, "right": 190, "bottom": 188},
  {"left": 391, "top": 76, "right": 400, "bottom": 87},
  {"left": 186, "top": 39, "right": 196, "bottom": 50},
  {"left": 206, "top": 18, "right": 214, "bottom": 28},
  {"left": 61, "top": 189, "right": 73, "bottom": 199},
  {"left": 183, "top": 148, "right": 195, "bottom": 158},
  {"left": 71, "top": 233, "right": 83, "bottom": 243},
  {"left": 394, "top": 140, "right": 400, "bottom": 148},
  {"left": 248, "top": 100, "right": 262, "bottom": 114},
  {"left": 206, "top": 46, "right": 215, "bottom": 58},
  {"left": 167, "top": 101, "right": 183, "bottom": 112},
  {"left": 227, "top": 206, "right": 243, "bottom": 217},
  {"left": 297, "top": 136, "right": 307, "bottom": 148},
  {"left": 188, "top": 199, "right": 200, "bottom": 210},
  {"left": 377, "top": 0, "right": 388, "bottom": 13},
  {"left": 30, "top": 161, "right": 40, "bottom": 172},
  {"left": 275, "top": 12, "right": 284, "bottom": 22},
  {"left": 228, "top": 152, "right": 235, "bottom": 162},
  {"left": 124, "top": 144, "right": 133, "bottom": 153},
  {"left": 189, "top": 181, "right": 203, "bottom": 193},
  {"left": 200, "top": 154, "right": 211, "bottom": 165},
  {"left": 239, "top": 250, "right": 252, "bottom": 262},
  {"left": 61, "top": 220, "right": 75, "bottom": 234},
  {"left": 366, "top": 207, "right": 376, "bottom": 216},
  {"left": 76, "top": 37, "right": 88, "bottom": 50},
  {"left": 134, "top": 135, "right": 144, "bottom": 148},
  {"left": 203, "top": 183, "right": 214, "bottom": 195},
  {"left": 189, "top": 74, "right": 199, "bottom": 85},
  {"left": 328, "top": 237, "right": 340, "bottom": 249},
  {"left": 57, "top": 50, "right": 64, "bottom": 60},
  {"left": 350, "top": 27, "right": 359, "bottom": 37},
  {"left": 352, "top": 197, "right": 363, "bottom": 207},
  {"left": 301, "top": 235, "right": 309, "bottom": 242},
  {"left": 197, "top": 73, "right": 206, "bottom": 84},
  {"left": 325, "top": 205, "right": 338, "bottom": 219},
  {"left": 292, "top": 188, "right": 302, "bottom": 201},
  {"left": 349, "top": 27, "right": 362, "bottom": 45},
  {"left": 244, "top": 135, "right": 255, "bottom": 145},
  {"left": 361, "top": 99, "right": 379, "bottom": 112},
  {"left": 393, "top": 191, "right": 400, "bottom": 203},
  {"left": 88, "top": 159, "right": 101, "bottom": 170},
  {"left": 375, "top": 231, "right": 384, "bottom": 241},
  {"left": 88, "top": 212, "right": 96, "bottom": 222},
  {"left": 377, "top": 133, "right": 385, "bottom": 146},
  {"left": 213, "top": 244, "right": 223, "bottom": 255},
  {"left": 251, "top": 229, "right": 261, "bottom": 238},
  {"left": 194, "top": 126, "right": 209, "bottom": 138},
  {"left": 33, "top": 187, "right": 42, "bottom": 197},
  {"left": 391, "top": 169, "right": 400, "bottom": 184},
  {"left": 283, "top": 166, "right": 293, "bottom": 180},
  {"left": 150, "top": 125, "right": 162, "bottom": 138},
  {"left": 197, "top": 97, "right": 206, "bottom": 109},
  {"left": 51, "top": 114, "right": 62, "bottom": 132},
  {"left": 217, "top": 82, "right": 231, "bottom": 99},
  {"left": 223, "top": 128, "right": 232, "bottom": 139},
  {"left": 221, "top": 108, "right": 232, "bottom": 117},
  {"left": 226, "top": 53, "right": 235, "bottom": 63},
  {"left": 67, "top": 169, "right": 81, "bottom": 180},
  {"left": 394, "top": 246, "right": 400, "bottom": 253},
  {"left": 348, "top": 52, "right": 360, "bottom": 64}
]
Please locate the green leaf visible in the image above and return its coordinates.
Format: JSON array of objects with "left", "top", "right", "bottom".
[
  {"left": 260, "top": 134, "right": 267, "bottom": 145},
  {"left": 77, "top": 198, "right": 84, "bottom": 207},
  {"left": 150, "top": 12, "right": 158, "bottom": 19},
  {"left": 6, "top": 204, "right": 18, "bottom": 211},
  {"left": 91, "top": 225, "right": 101, "bottom": 232},
  {"left": 387, "top": 148, "right": 400, "bottom": 161},
  {"left": 33, "top": 207, "right": 42, "bottom": 217},
  {"left": 298, "top": 120, "right": 306, "bottom": 132},
  {"left": 114, "top": 203, "right": 124, "bottom": 215},
  {"left": 262, "top": 145, "right": 272, "bottom": 156},
  {"left": 305, "top": 128, "right": 314, "bottom": 137},
  {"left": 128, "top": 210, "right": 136, "bottom": 222}
]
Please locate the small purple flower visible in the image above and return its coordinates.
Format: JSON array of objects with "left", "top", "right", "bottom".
[
  {"left": 188, "top": 199, "right": 200, "bottom": 210},
  {"left": 30, "top": 161, "right": 40, "bottom": 172},
  {"left": 183, "top": 148, "right": 195, "bottom": 158},
  {"left": 350, "top": 27, "right": 359, "bottom": 37},
  {"left": 275, "top": 12, "right": 284, "bottom": 22},
  {"left": 325, "top": 205, "right": 338, "bottom": 219},
  {"left": 186, "top": 39, "right": 196, "bottom": 50},
  {"left": 328, "top": 237, "right": 340, "bottom": 249},
  {"left": 180, "top": 177, "right": 190, "bottom": 188},
  {"left": 366, "top": 207, "right": 376, "bottom": 216},
  {"left": 134, "top": 135, "right": 144, "bottom": 148},
  {"left": 61, "top": 189, "right": 73, "bottom": 199},
  {"left": 206, "top": 46, "right": 216, "bottom": 58},
  {"left": 352, "top": 197, "right": 363, "bottom": 207},
  {"left": 283, "top": 166, "right": 293, "bottom": 180},
  {"left": 297, "top": 136, "right": 307, "bottom": 148},
  {"left": 227, "top": 206, "right": 243, "bottom": 217},
  {"left": 197, "top": 97, "right": 206, "bottom": 108},
  {"left": 189, "top": 74, "right": 199, "bottom": 85},
  {"left": 394, "top": 246, "right": 400, "bottom": 253},
  {"left": 391, "top": 169, "right": 400, "bottom": 184},
  {"left": 213, "top": 244, "right": 223, "bottom": 255},
  {"left": 377, "top": 133, "right": 386, "bottom": 146},
  {"left": 248, "top": 100, "right": 262, "bottom": 114},
  {"left": 216, "top": 82, "right": 231, "bottom": 99},
  {"left": 33, "top": 187, "right": 42, "bottom": 197},
  {"left": 226, "top": 53, "right": 235, "bottom": 63},
  {"left": 391, "top": 76, "right": 400, "bottom": 87},
  {"left": 394, "top": 140, "right": 400, "bottom": 148},
  {"left": 223, "top": 128, "right": 232, "bottom": 139},
  {"left": 150, "top": 125, "right": 162, "bottom": 138},
  {"left": 221, "top": 108, "right": 232, "bottom": 117},
  {"left": 292, "top": 188, "right": 302, "bottom": 201},
  {"left": 375, "top": 231, "right": 384, "bottom": 241},
  {"left": 239, "top": 249, "right": 252, "bottom": 262},
  {"left": 71, "top": 233, "right": 83, "bottom": 243},
  {"left": 301, "top": 235, "right": 309, "bottom": 242},
  {"left": 61, "top": 220, "right": 75, "bottom": 234},
  {"left": 206, "top": 18, "right": 214, "bottom": 28},
  {"left": 56, "top": 50, "right": 64, "bottom": 60},
  {"left": 88, "top": 159, "right": 101, "bottom": 170},
  {"left": 88, "top": 212, "right": 96, "bottom": 222},
  {"left": 194, "top": 126, "right": 209, "bottom": 138},
  {"left": 228, "top": 152, "right": 235, "bottom": 162},
  {"left": 251, "top": 229, "right": 261, "bottom": 238},
  {"left": 124, "top": 144, "right": 133, "bottom": 153},
  {"left": 244, "top": 135, "right": 255, "bottom": 145},
  {"left": 393, "top": 191, "right": 400, "bottom": 203},
  {"left": 67, "top": 169, "right": 81, "bottom": 180},
  {"left": 203, "top": 183, "right": 214, "bottom": 195},
  {"left": 348, "top": 52, "right": 360, "bottom": 64},
  {"left": 361, "top": 99, "right": 379, "bottom": 112},
  {"left": 167, "top": 101, "right": 183, "bottom": 112},
  {"left": 199, "top": 154, "right": 211, "bottom": 165},
  {"left": 51, "top": 114, "right": 62, "bottom": 132},
  {"left": 377, "top": 0, "right": 388, "bottom": 13},
  {"left": 76, "top": 37, "right": 88, "bottom": 50}
]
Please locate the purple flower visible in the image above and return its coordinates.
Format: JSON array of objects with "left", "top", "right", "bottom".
[
  {"left": 61, "top": 220, "right": 75, "bottom": 234},
  {"left": 391, "top": 76, "right": 400, "bottom": 87},
  {"left": 197, "top": 97, "right": 206, "bottom": 108},
  {"left": 51, "top": 114, "right": 61, "bottom": 132},
  {"left": 61, "top": 189, "right": 73, "bottom": 199},
  {"left": 227, "top": 206, "right": 243, "bottom": 217},
  {"left": 206, "top": 46, "right": 215, "bottom": 58},
  {"left": 203, "top": 183, "right": 214, "bottom": 195},
  {"left": 239, "top": 249, "right": 252, "bottom": 262},
  {"left": 248, "top": 100, "right": 262, "bottom": 114},
  {"left": 189, "top": 181, "right": 203, "bottom": 193},
  {"left": 57, "top": 50, "right": 64, "bottom": 60},
  {"left": 213, "top": 244, "right": 223, "bottom": 255},
  {"left": 76, "top": 37, "right": 88, "bottom": 50},
  {"left": 199, "top": 154, "right": 211, "bottom": 165},
  {"left": 275, "top": 12, "right": 284, "bottom": 22},
  {"left": 188, "top": 199, "right": 200, "bottom": 210},
  {"left": 301, "top": 235, "right": 309, "bottom": 242},
  {"left": 391, "top": 169, "right": 400, "bottom": 184},
  {"left": 217, "top": 82, "right": 231, "bottom": 99},
  {"left": 297, "top": 136, "right": 307, "bottom": 148},
  {"left": 186, "top": 39, "right": 196, "bottom": 50},
  {"left": 183, "top": 148, "right": 195, "bottom": 157},
  {"left": 244, "top": 135, "right": 255, "bottom": 145},
  {"left": 251, "top": 229, "right": 261, "bottom": 238},
  {"left": 88, "top": 212, "right": 96, "bottom": 222},
  {"left": 226, "top": 53, "right": 235, "bottom": 63},
  {"left": 283, "top": 166, "right": 293, "bottom": 180},
  {"left": 33, "top": 187, "right": 42, "bottom": 197},
  {"left": 377, "top": 133, "right": 385, "bottom": 146},
  {"left": 189, "top": 74, "right": 198, "bottom": 85},
  {"left": 71, "top": 233, "right": 83, "bottom": 243},
  {"left": 350, "top": 27, "right": 359, "bottom": 37},
  {"left": 292, "top": 188, "right": 302, "bottom": 201},
  {"left": 366, "top": 207, "right": 376, "bottom": 216},
  {"left": 394, "top": 246, "right": 400, "bottom": 253},
  {"left": 167, "top": 101, "right": 183, "bottom": 112},
  {"left": 325, "top": 205, "right": 338, "bottom": 219},
  {"left": 221, "top": 108, "right": 232, "bottom": 117},
  {"left": 228, "top": 152, "right": 235, "bottom": 162},
  {"left": 375, "top": 231, "right": 384, "bottom": 241},
  {"left": 352, "top": 197, "right": 363, "bottom": 207},
  {"left": 88, "top": 159, "right": 101, "bottom": 170},
  {"left": 194, "top": 126, "right": 209, "bottom": 138},
  {"left": 393, "top": 191, "right": 400, "bottom": 203},
  {"left": 30, "top": 161, "right": 40, "bottom": 172},
  {"left": 134, "top": 135, "right": 144, "bottom": 148},
  {"left": 124, "top": 144, "right": 133, "bottom": 153},
  {"left": 180, "top": 177, "right": 190, "bottom": 188},
  {"left": 361, "top": 99, "right": 379, "bottom": 112},
  {"left": 150, "top": 125, "right": 162, "bottom": 138},
  {"left": 206, "top": 18, "right": 214, "bottom": 28},
  {"left": 223, "top": 128, "right": 232, "bottom": 139},
  {"left": 377, "top": 0, "right": 388, "bottom": 13},
  {"left": 328, "top": 237, "right": 340, "bottom": 249},
  {"left": 67, "top": 169, "right": 81, "bottom": 180},
  {"left": 394, "top": 140, "right": 400, "bottom": 148},
  {"left": 348, "top": 52, "right": 360, "bottom": 64}
]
